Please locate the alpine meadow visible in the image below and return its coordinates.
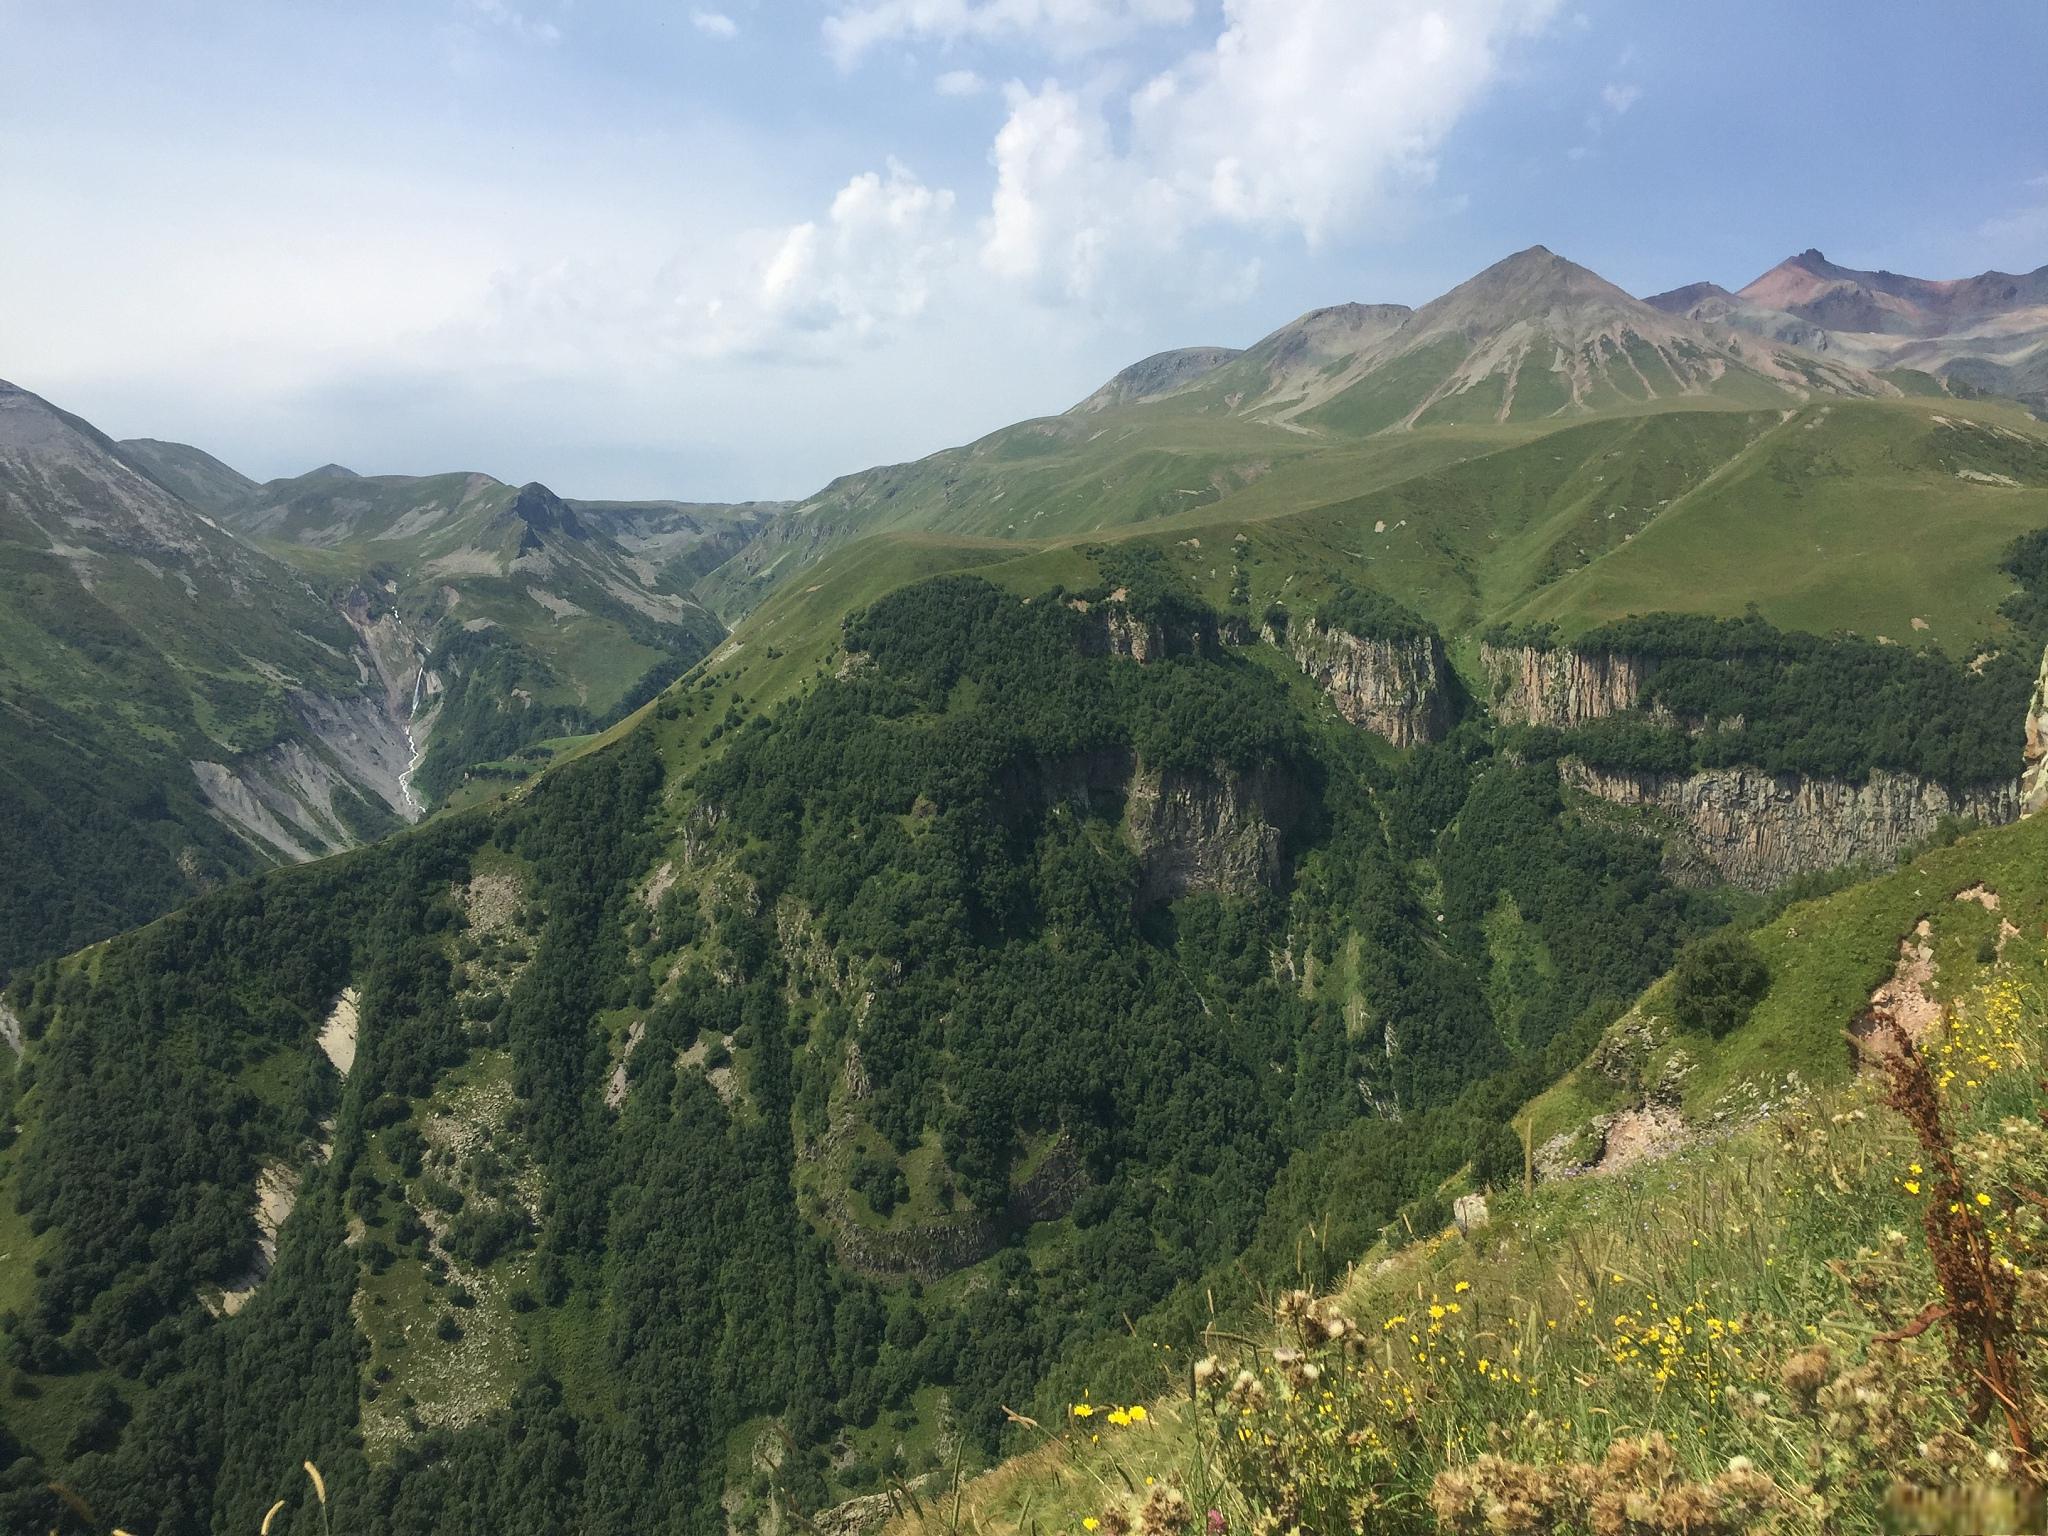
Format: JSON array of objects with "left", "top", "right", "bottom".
[{"left": 6, "top": 4, "right": 2048, "bottom": 1534}]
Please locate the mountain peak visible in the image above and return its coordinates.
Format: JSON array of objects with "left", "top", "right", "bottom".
[
  {"left": 508, "top": 480, "right": 586, "bottom": 548},
  {"left": 1410, "top": 245, "right": 1642, "bottom": 338},
  {"left": 306, "top": 462, "right": 359, "bottom": 480},
  {"left": 1643, "top": 280, "right": 1735, "bottom": 315}
]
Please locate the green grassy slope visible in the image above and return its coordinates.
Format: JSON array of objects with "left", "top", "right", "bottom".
[
  {"left": 697, "top": 249, "right": 1913, "bottom": 627},
  {"left": 0, "top": 388, "right": 405, "bottom": 976},
  {"left": 1501, "top": 399, "right": 2048, "bottom": 646},
  {"left": 830, "top": 396, "right": 2048, "bottom": 678}
]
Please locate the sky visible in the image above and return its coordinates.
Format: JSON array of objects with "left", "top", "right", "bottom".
[{"left": 3, "top": 0, "right": 2046, "bottom": 501}]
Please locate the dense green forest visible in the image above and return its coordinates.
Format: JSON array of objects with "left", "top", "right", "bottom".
[
  {"left": 1511, "top": 611, "right": 2035, "bottom": 787},
  {"left": 0, "top": 572, "right": 1770, "bottom": 1534}
]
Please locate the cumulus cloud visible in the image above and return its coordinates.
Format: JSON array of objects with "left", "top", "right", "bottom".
[
  {"left": 759, "top": 160, "right": 959, "bottom": 341},
  {"left": 969, "top": 0, "right": 1564, "bottom": 302},
  {"left": 824, "top": 0, "right": 1193, "bottom": 69},
  {"left": 480, "top": 160, "right": 958, "bottom": 365},
  {"left": 691, "top": 10, "right": 739, "bottom": 38},
  {"left": 1135, "top": 0, "right": 1561, "bottom": 242},
  {"left": 488, "top": 1, "right": 1560, "bottom": 362}
]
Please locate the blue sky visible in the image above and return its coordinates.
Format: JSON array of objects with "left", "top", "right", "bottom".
[{"left": 3, "top": 0, "right": 2045, "bottom": 500}]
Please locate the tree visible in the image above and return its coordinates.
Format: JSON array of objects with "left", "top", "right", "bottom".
[{"left": 1670, "top": 932, "right": 1770, "bottom": 1039}]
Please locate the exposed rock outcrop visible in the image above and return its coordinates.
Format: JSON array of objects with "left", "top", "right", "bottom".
[
  {"left": 191, "top": 690, "right": 418, "bottom": 862},
  {"left": 2024, "top": 641, "right": 2048, "bottom": 813},
  {"left": 1288, "top": 620, "right": 1450, "bottom": 747},
  {"left": 207, "top": 1161, "right": 301, "bottom": 1316},
  {"left": 1075, "top": 601, "right": 1209, "bottom": 663},
  {"left": 1561, "top": 759, "right": 2022, "bottom": 889},
  {"left": 1000, "top": 749, "right": 1300, "bottom": 905},
  {"left": 1480, "top": 643, "right": 1651, "bottom": 728},
  {"left": 1126, "top": 762, "right": 1301, "bottom": 904},
  {"left": 318, "top": 987, "right": 359, "bottom": 1078}
]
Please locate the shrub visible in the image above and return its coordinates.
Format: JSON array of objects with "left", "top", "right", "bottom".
[{"left": 1670, "top": 931, "right": 1770, "bottom": 1038}]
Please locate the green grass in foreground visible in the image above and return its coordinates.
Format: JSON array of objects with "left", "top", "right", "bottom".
[
  {"left": 891, "top": 810, "right": 2048, "bottom": 1536},
  {"left": 894, "top": 962, "right": 2048, "bottom": 1535}
]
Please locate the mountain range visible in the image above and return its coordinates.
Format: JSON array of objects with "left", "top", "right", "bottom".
[
  {"left": 9, "top": 243, "right": 2048, "bottom": 981},
  {"left": 4, "top": 238, "right": 2048, "bottom": 1535},
  {"left": 702, "top": 245, "right": 1982, "bottom": 613},
  {"left": 1647, "top": 246, "right": 2048, "bottom": 410},
  {"left": 0, "top": 380, "right": 768, "bottom": 973}
]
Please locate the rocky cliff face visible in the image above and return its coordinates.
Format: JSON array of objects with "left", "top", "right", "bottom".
[
  {"left": 1288, "top": 620, "right": 1450, "bottom": 747},
  {"left": 1562, "top": 759, "right": 2022, "bottom": 889},
  {"left": 1481, "top": 643, "right": 1651, "bottom": 728},
  {"left": 999, "top": 749, "right": 1299, "bottom": 905},
  {"left": 1126, "top": 762, "right": 1300, "bottom": 904},
  {"left": 2024, "top": 642, "right": 2048, "bottom": 814},
  {"left": 191, "top": 692, "right": 421, "bottom": 862},
  {"left": 1075, "top": 601, "right": 1209, "bottom": 663}
]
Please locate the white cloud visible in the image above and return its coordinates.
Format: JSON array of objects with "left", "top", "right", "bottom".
[
  {"left": 1601, "top": 81, "right": 1640, "bottom": 114},
  {"left": 1977, "top": 199, "right": 2048, "bottom": 271},
  {"left": 480, "top": 160, "right": 959, "bottom": 365},
  {"left": 691, "top": 10, "right": 739, "bottom": 39},
  {"left": 564, "top": 0, "right": 1566, "bottom": 352},
  {"left": 935, "top": 68, "right": 987, "bottom": 95},
  {"left": 1130, "top": 0, "right": 1560, "bottom": 244},
  {"left": 981, "top": 82, "right": 1122, "bottom": 293},
  {"left": 823, "top": 0, "right": 1193, "bottom": 69}
]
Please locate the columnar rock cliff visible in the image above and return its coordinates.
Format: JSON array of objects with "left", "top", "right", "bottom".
[
  {"left": 1561, "top": 759, "right": 2022, "bottom": 889},
  {"left": 1288, "top": 620, "right": 1451, "bottom": 747},
  {"left": 1481, "top": 643, "right": 1652, "bottom": 728},
  {"left": 2025, "top": 642, "right": 2048, "bottom": 814}
]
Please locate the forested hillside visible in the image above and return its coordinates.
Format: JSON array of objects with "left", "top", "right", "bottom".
[
  {"left": 890, "top": 806, "right": 2048, "bottom": 1535},
  {"left": 0, "top": 561, "right": 1754, "bottom": 1534}
]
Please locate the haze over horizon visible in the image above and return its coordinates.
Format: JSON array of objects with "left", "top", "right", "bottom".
[{"left": 5, "top": 0, "right": 2046, "bottom": 500}]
